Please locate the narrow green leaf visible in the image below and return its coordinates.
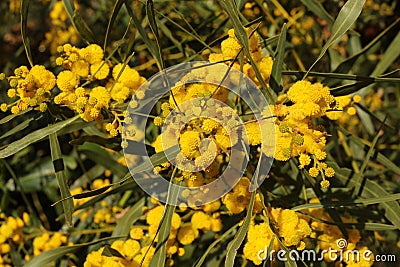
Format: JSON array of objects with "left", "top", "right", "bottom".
[
  {"left": 146, "top": 0, "right": 164, "bottom": 70},
  {"left": 0, "top": 116, "right": 79, "bottom": 158},
  {"left": 363, "top": 223, "right": 398, "bottom": 231},
  {"left": 20, "top": 0, "right": 33, "bottom": 66},
  {"left": 292, "top": 193, "right": 400, "bottom": 211},
  {"left": 125, "top": 2, "right": 162, "bottom": 70},
  {"left": 104, "top": 0, "right": 125, "bottom": 50},
  {"left": 49, "top": 133, "right": 74, "bottom": 227},
  {"left": 62, "top": 0, "right": 96, "bottom": 44},
  {"left": 324, "top": 18, "right": 400, "bottom": 86},
  {"left": 225, "top": 191, "right": 256, "bottom": 267},
  {"left": 149, "top": 180, "right": 180, "bottom": 267},
  {"left": 112, "top": 198, "right": 145, "bottom": 237},
  {"left": 73, "top": 185, "right": 112, "bottom": 199},
  {"left": 78, "top": 142, "right": 126, "bottom": 178},
  {"left": 0, "top": 108, "right": 32, "bottom": 124},
  {"left": 332, "top": 162, "right": 400, "bottom": 229},
  {"left": 120, "top": 145, "right": 180, "bottom": 184},
  {"left": 353, "top": 119, "right": 384, "bottom": 196},
  {"left": 337, "top": 127, "right": 400, "bottom": 175},
  {"left": 329, "top": 81, "right": 372, "bottom": 96},
  {"left": 305, "top": 0, "right": 366, "bottom": 77},
  {"left": 269, "top": 23, "right": 286, "bottom": 93},
  {"left": 72, "top": 10, "right": 97, "bottom": 44},
  {"left": 370, "top": 31, "right": 400, "bottom": 77},
  {"left": 0, "top": 113, "right": 42, "bottom": 139},
  {"left": 25, "top": 237, "right": 122, "bottom": 267},
  {"left": 300, "top": 0, "right": 334, "bottom": 25}
]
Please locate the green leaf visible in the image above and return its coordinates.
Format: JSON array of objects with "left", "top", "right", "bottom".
[
  {"left": 25, "top": 237, "right": 122, "bottom": 267},
  {"left": 49, "top": 133, "right": 74, "bottom": 227},
  {"left": 0, "top": 108, "right": 32, "bottom": 124},
  {"left": 78, "top": 142, "right": 127, "bottom": 178},
  {"left": 352, "top": 119, "right": 383, "bottom": 196},
  {"left": 149, "top": 179, "right": 180, "bottom": 267},
  {"left": 20, "top": 0, "right": 33, "bottom": 66},
  {"left": 146, "top": 0, "right": 164, "bottom": 70},
  {"left": 72, "top": 10, "right": 97, "bottom": 44},
  {"left": 112, "top": 198, "right": 145, "bottom": 237},
  {"left": 0, "top": 113, "right": 42, "bottom": 139},
  {"left": 324, "top": 17, "right": 400, "bottom": 86},
  {"left": 104, "top": 0, "right": 125, "bottom": 50},
  {"left": 337, "top": 127, "right": 400, "bottom": 175},
  {"left": 304, "top": 0, "right": 366, "bottom": 77},
  {"left": 225, "top": 191, "right": 256, "bottom": 267},
  {"left": 370, "top": 31, "right": 400, "bottom": 77},
  {"left": 125, "top": 2, "right": 162, "bottom": 70},
  {"left": 269, "top": 23, "right": 286, "bottom": 93},
  {"left": 300, "top": 0, "right": 334, "bottom": 25},
  {"left": 0, "top": 116, "right": 79, "bottom": 159},
  {"left": 62, "top": 0, "right": 96, "bottom": 44},
  {"left": 332, "top": 162, "right": 400, "bottom": 229},
  {"left": 292, "top": 193, "right": 400, "bottom": 211}
]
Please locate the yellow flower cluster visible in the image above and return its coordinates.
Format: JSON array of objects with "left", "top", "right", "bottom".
[
  {"left": 307, "top": 198, "right": 374, "bottom": 266},
  {"left": 256, "top": 80, "right": 359, "bottom": 187},
  {"left": 221, "top": 177, "right": 263, "bottom": 214},
  {"left": 0, "top": 213, "right": 29, "bottom": 266},
  {"left": 85, "top": 202, "right": 222, "bottom": 267},
  {"left": 54, "top": 43, "right": 145, "bottom": 134},
  {"left": 152, "top": 101, "right": 238, "bottom": 189},
  {"left": 42, "top": 1, "right": 79, "bottom": 54},
  {"left": 32, "top": 232, "right": 69, "bottom": 256},
  {"left": 243, "top": 208, "right": 311, "bottom": 265},
  {"left": 84, "top": 235, "right": 154, "bottom": 267},
  {"left": 1, "top": 65, "right": 56, "bottom": 114},
  {"left": 209, "top": 28, "right": 274, "bottom": 85},
  {"left": 93, "top": 201, "right": 122, "bottom": 225}
]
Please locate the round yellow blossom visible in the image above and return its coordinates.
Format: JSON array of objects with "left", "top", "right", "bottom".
[
  {"left": 324, "top": 167, "right": 335, "bottom": 177},
  {"left": 191, "top": 211, "right": 211, "bottom": 231},
  {"left": 347, "top": 106, "right": 357, "bottom": 115},
  {"left": 130, "top": 227, "right": 144, "bottom": 240},
  {"left": 177, "top": 226, "right": 199, "bottom": 245},
  {"left": 39, "top": 103, "right": 47, "bottom": 112},
  {"left": 90, "top": 61, "right": 110, "bottom": 80},
  {"left": 154, "top": 116, "right": 164, "bottom": 126},
  {"left": 79, "top": 44, "right": 104, "bottom": 65},
  {"left": 179, "top": 130, "right": 201, "bottom": 159},
  {"left": 0, "top": 103, "right": 7, "bottom": 112},
  {"left": 112, "top": 63, "right": 141, "bottom": 88},
  {"left": 353, "top": 94, "right": 362, "bottom": 103},
  {"left": 57, "top": 70, "right": 77, "bottom": 92},
  {"left": 221, "top": 37, "right": 242, "bottom": 59},
  {"left": 298, "top": 153, "right": 311, "bottom": 168},
  {"left": 320, "top": 179, "right": 330, "bottom": 189},
  {"left": 146, "top": 205, "right": 181, "bottom": 229},
  {"left": 309, "top": 167, "right": 319, "bottom": 177},
  {"left": 71, "top": 60, "right": 89, "bottom": 77},
  {"left": 11, "top": 105, "right": 20, "bottom": 114},
  {"left": 201, "top": 118, "right": 220, "bottom": 133},
  {"left": 245, "top": 122, "right": 261, "bottom": 146},
  {"left": 89, "top": 86, "right": 110, "bottom": 109}
]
